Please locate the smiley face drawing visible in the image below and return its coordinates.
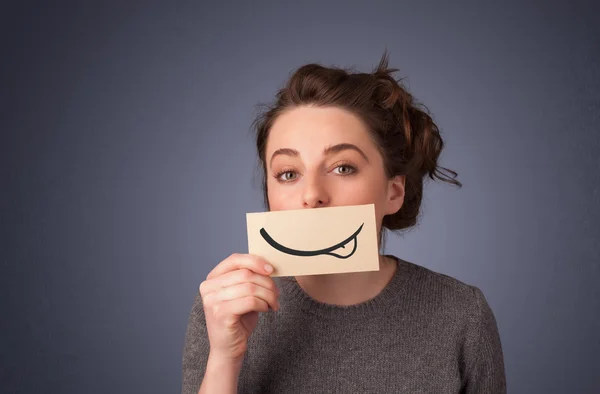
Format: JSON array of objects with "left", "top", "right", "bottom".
[{"left": 259, "top": 223, "right": 364, "bottom": 259}]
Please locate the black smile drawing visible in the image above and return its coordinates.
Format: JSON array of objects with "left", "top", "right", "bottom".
[{"left": 259, "top": 223, "right": 364, "bottom": 259}]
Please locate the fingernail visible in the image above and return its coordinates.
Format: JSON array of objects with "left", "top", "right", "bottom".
[{"left": 264, "top": 264, "right": 273, "bottom": 273}]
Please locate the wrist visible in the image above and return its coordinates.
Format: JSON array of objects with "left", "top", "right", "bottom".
[
  {"left": 199, "top": 353, "right": 243, "bottom": 394},
  {"left": 207, "top": 352, "right": 244, "bottom": 370}
]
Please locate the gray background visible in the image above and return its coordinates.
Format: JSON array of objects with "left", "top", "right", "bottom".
[{"left": 1, "top": 1, "right": 599, "bottom": 393}]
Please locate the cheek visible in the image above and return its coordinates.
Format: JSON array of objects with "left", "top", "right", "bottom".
[
  {"left": 341, "top": 177, "right": 389, "bottom": 224},
  {"left": 338, "top": 175, "right": 387, "bottom": 203},
  {"left": 266, "top": 181, "right": 292, "bottom": 211}
]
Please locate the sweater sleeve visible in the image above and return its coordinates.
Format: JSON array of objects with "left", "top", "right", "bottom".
[
  {"left": 462, "top": 286, "right": 507, "bottom": 394},
  {"left": 181, "top": 293, "right": 210, "bottom": 394}
]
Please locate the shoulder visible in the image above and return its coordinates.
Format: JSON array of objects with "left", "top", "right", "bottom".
[
  {"left": 393, "top": 255, "right": 503, "bottom": 358},
  {"left": 185, "top": 292, "right": 207, "bottom": 335},
  {"left": 392, "top": 255, "right": 494, "bottom": 321},
  {"left": 392, "top": 256, "right": 506, "bottom": 389}
]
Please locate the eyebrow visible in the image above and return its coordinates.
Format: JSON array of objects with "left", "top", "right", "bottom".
[
  {"left": 269, "top": 143, "right": 370, "bottom": 167},
  {"left": 323, "top": 143, "right": 370, "bottom": 163}
]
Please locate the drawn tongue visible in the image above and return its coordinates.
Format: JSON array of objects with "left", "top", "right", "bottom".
[{"left": 329, "top": 237, "right": 356, "bottom": 258}]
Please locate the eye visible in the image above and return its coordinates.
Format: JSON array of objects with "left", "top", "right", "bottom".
[
  {"left": 275, "top": 170, "right": 299, "bottom": 182},
  {"left": 333, "top": 164, "right": 357, "bottom": 176}
]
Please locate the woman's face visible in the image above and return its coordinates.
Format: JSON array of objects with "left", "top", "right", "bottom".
[{"left": 265, "top": 105, "right": 405, "bottom": 235}]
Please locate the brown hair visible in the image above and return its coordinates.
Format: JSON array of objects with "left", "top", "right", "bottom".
[{"left": 251, "top": 51, "right": 462, "bottom": 245}]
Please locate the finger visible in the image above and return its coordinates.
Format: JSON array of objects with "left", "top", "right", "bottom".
[
  {"left": 222, "top": 296, "right": 270, "bottom": 317},
  {"left": 206, "top": 253, "right": 273, "bottom": 280},
  {"left": 210, "top": 282, "right": 279, "bottom": 311},
  {"left": 200, "top": 268, "right": 279, "bottom": 297}
]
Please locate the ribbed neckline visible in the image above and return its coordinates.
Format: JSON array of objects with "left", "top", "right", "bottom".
[{"left": 275, "top": 254, "right": 411, "bottom": 320}]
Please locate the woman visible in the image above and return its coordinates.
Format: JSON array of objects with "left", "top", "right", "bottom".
[{"left": 182, "top": 52, "right": 507, "bottom": 394}]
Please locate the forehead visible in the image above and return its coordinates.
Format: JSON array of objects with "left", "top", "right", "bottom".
[{"left": 266, "top": 106, "right": 373, "bottom": 156}]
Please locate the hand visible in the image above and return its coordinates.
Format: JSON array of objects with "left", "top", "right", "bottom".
[{"left": 199, "top": 253, "right": 280, "bottom": 362}]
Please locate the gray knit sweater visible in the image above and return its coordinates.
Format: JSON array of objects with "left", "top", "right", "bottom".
[{"left": 181, "top": 256, "right": 506, "bottom": 393}]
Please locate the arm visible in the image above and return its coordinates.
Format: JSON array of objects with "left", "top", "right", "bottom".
[
  {"left": 462, "top": 286, "right": 507, "bottom": 394},
  {"left": 181, "top": 293, "right": 243, "bottom": 394},
  {"left": 198, "top": 354, "right": 243, "bottom": 394}
]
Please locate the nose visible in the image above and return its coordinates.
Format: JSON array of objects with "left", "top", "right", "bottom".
[{"left": 302, "top": 174, "right": 330, "bottom": 208}]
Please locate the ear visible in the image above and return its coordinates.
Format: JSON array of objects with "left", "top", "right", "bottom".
[{"left": 384, "top": 175, "right": 405, "bottom": 215}]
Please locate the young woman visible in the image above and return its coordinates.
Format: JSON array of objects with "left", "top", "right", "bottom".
[{"left": 182, "top": 53, "right": 507, "bottom": 394}]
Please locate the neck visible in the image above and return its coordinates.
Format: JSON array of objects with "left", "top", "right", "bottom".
[{"left": 293, "top": 254, "right": 398, "bottom": 306}]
